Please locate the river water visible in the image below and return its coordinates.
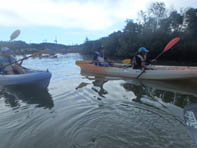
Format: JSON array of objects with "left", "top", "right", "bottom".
[{"left": 0, "top": 53, "right": 197, "bottom": 148}]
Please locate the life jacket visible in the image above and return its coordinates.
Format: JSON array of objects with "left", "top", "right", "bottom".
[
  {"left": 94, "top": 51, "right": 104, "bottom": 63},
  {"left": 0, "top": 56, "right": 15, "bottom": 73},
  {"left": 97, "top": 52, "right": 104, "bottom": 63},
  {"left": 132, "top": 54, "right": 146, "bottom": 69}
]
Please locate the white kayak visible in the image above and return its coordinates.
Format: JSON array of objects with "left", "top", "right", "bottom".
[
  {"left": 0, "top": 68, "right": 52, "bottom": 89},
  {"left": 76, "top": 60, "right": 197, "bottom": 80}
]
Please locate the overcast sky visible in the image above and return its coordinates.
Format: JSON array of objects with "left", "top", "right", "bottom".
[{"left": 0, "top": 0, "right": 196, "bottom": 44}]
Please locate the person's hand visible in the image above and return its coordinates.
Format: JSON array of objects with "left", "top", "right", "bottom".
[
  {"left": 151, "top": 59, "right": 157, "bottom": 63},
  {"left": 142, "top": 67, "right": 146, "bottom": 71},
  {"left": 18, "top": 59, "right": 24, "bottom": 66}
]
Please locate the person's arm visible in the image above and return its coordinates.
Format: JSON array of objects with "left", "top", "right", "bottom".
[
  {"left": 141, "top": 61, "right": 146, "bottom": 70},
  {"left": 92, "top": 53, "right": 98, "bottom": 63},
  {"left": 0, "top": 58, "right": 4, "bottom": 72},
  {"left": 10, "top": 56, "right": 22, "bottom": 66},
  {"left": 93, "top": 54, "right": 97, "bottom": 61},
  {"left": 150, "top": 59, "right": 157, "bottom": 63},
  {"left": 145, "top": 54, "right": 157, "bottom": 64},
  {"left": 135, "top": 56, "right": 143, "bottom": 69},
  {"left": 146, "top": 58, "right": 151, "bottom": 65},
  {"left": 18, "top": 59, "right": 24, "bottom": 66},
  {"left": 10, "top": 56, "right": 25, "bottom": 74}
]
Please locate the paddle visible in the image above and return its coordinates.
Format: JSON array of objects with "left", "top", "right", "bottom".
[
  {"left": 136, "top": 37, "right": 181, "bottom": 79},
  {"left": 153, "top": 37, "right": 180, "bottom": 61},
  {"left": 0, "top": 29, "right": 21, "bottom": 54},
  {"left": 0, "top": 29, "right": 21, "bottom": 69},
  {"left": 122, "top": 58, "right": 131, "bottom": 64},
  {"left": 10, "top": 29, "right": 21, "bottom": 41},
  {"left": 2, "top": 48, "right": 48, "bottom": 69},
  {"left": 184, "top": 104, "right": 197, "bottom": 144}
]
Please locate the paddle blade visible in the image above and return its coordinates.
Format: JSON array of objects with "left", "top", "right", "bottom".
[
  {"left": 32, "top": 48, "right": 48, "bottom": 57},
  {"left": 163, "top": 37, "right": 180, "bottom": 53},
  {"left": 76, "top": 60, "right": 91, "bottom": 66},
  {"left": 122, "top": 59, "right": 131, "bottom": 64},
  {"left": 10, "top": 29, "right": 20, "bottom": 41}
]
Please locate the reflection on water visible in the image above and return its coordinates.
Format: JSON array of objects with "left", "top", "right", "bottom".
[
  {"left": 76, "top": 76, "right": 109, "bottom": 99},
  {"left": 122, "top": 79, "right": 197, "bottom": 108},
  {"left": 0, "top": 86, "right": 54, "bottom": 109},
  {"left": 80, "top": 72, "right": 197, "bottom": 109},
  {"left": 91, "top": 77, "right": 108, "bottom": 98},
  {"left": 184, "top": 104, "right": 197, "bottom": 144}
]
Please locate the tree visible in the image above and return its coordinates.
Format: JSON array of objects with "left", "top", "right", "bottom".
[
  {"left": 148, "top": 2, "right": 167, "bottom": 31},
  {"left": 185, "top": 8, "right": 197, "bottom": 35},
  {"left": 168, "top": 11, "right": 183, "bottom": 32},
  {"left": 138, "top": 10, "right": 148, "bottom": 25}
]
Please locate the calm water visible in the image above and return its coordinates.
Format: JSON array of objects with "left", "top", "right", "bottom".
[{"left": 0, "top": 53, "right": 197, "bottom": 148}]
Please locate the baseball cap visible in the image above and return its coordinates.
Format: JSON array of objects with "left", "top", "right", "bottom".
[{"left": 138, "top": 47, "right": 149, "bottom": 53}]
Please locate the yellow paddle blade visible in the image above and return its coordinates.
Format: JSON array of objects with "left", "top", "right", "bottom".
[
  {"left": 122, "top": 59, "right": 131, "bottom": 64},
  {"left": 76, "top": 60, "right": 91, "bottom": 66},
  {"left": 32, "top": 48, "right": 48, "bottom": 57}
]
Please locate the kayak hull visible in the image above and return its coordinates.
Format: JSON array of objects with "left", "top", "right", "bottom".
[
  {"left": 0, "top": 69, "right": 52, "bottom": 89},
  {"left": 76, "top": 61, "right": 197, "bottom": 80}
]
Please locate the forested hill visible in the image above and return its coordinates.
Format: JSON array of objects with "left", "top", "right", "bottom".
[
  {"left": 0, "top": 41, "right": 79, "bottom": 54},
  {"left": 79, "top": 2, "right": 197, "bottom": 62}
]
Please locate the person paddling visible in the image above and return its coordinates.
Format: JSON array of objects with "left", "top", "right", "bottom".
[
  {"left": 0, "top": 47, "right": 25, "bottom": 75},
  {"left": 132, "top": 47, "right": 151, "bottom": 70}
]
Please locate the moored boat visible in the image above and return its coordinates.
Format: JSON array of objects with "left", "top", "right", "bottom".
[
  {"left": 0, "top": 68, "right": 52, "bottom": 89},
  {"left": 76, "top": 60, "right": 197, "bottom": 80}
]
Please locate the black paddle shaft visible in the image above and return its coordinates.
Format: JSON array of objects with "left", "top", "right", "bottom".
[{"left": 136, "top": 69, "right": 145, "bottom": 79}]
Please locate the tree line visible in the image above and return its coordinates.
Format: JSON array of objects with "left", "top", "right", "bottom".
[
  {"left": 0, "top": 41, "right": 78, "bottom": 55},
  {"left": 80, "top": 2, "right": 197, "bottom": 63}
]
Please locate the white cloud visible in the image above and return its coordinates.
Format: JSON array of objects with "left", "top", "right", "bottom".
[{"left": 0, "top": 0, "right": 196, "bottom": 30}]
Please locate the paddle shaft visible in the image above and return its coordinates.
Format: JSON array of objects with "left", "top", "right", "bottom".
[
  {"left": 1, "top": 49, "right": 47, "bottom": 69},
  {"left": 2, "top": 55, "right": 33, "bottom": 69},
  {"left": 136, "top": 69, "right": 145, "bottom": 79},
  {"left": 153, "top": 52, "right": 164, "bottom": 61}
]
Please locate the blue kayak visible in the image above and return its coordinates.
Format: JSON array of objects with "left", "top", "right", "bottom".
[{"left": 0, "top": 68, "right": 52, "bottom": 89}]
